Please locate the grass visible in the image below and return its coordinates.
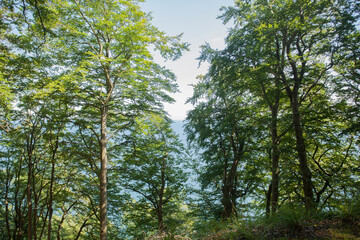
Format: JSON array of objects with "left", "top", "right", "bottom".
[
  {"left": 145, "top": 204, "right": 360, "bottom": 240},
  {"left": 335, "top": 200, "right": 360, "bottom": 224}
]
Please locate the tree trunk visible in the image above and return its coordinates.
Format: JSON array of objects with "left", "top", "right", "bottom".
[
  {"left": 280, "top": 27, "right": 315, "bottom": 210},
  {"left": 157, "top": 153, "right": 167, "bottom": 233},
  {"left": 230, "top": 173, "right": 238, "bottom": 217},
  {"left": 26, "top": 161, "right": 32, "bottom": 240},
  {"left": 290, "top": 101, "right": 314, "bottom": 210},
  {"left": 47, "top": 136, "right": 59, "bottom": 240},
  {"left": 26, "top": 123, "right": 38, "bottom": 240},
  {"left": 5, "top": 160, "right": 12, "bottom": 240},
  {"left": 100, "top": 105, "right": 108, "bottom": 240},
  {"left": 266, "top": 183, "right": 272, "bottom": 216},
  {"left": 221, "top": 160, "right": 237, "bottom": 219},
  {"left": 57, "top": 206, "right": 66, "bottom": 240},
  {"left": 221, "top": 182, "right": 235, "bottom": 219},
  {"left": 47, "top": 161, "right": 55, "bottom": 240},
  {"left": 221, "top": 138, "right": 244, "bottom": 219},
  {"left": 270, "top": 113, "right": 280, "bottom": 213},
  {"left": 32, "top": 187, "right": 38, "bottom": 240},
  {"left": 14, "top": 155, "right": 24, "bottom": 240},
  {"left": 221, "top": 160, "right": 238, "bottom": 218},
  {"left": 157, "top": 207, "right": 164, "bottom": 233}
]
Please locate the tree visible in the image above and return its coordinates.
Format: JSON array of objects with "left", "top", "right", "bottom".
[
  {"left": 198, "top": 32, "right": 291, "bottom": 214},
  {"left": 216, "top": 0, "right": 360, "bottom": 210},
  {"left": 186, "top": 72, "right": 263, "bottom": 219},
  {"left": 1, "top": 0, "right": 188, "bottom": 238},
  {"left": 333, "top": 0, "right": 360, "bottom": 135},
  {"left": 118, "top": 114, "right": 188, "bottom": 236},
  {"left": 49, "top": 0, "right": 187, "bottom": 238}
]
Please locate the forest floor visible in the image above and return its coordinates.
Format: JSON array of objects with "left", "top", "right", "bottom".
[
  {"left": 203, "top": 219, "right": 360, "bottom": 240},
  {"left": 147, "top": 218, "right": 360, "bottom": 239},
  {"left": 148, "top": 209, "right": 360, "bottom": 240},
  {"left": 148, "top": 219, "right": 360, "bottom": 240}
]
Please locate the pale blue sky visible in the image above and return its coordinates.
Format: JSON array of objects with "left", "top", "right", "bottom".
[{"left": 141, "top": 0, "right": 234, "bottom": 120}]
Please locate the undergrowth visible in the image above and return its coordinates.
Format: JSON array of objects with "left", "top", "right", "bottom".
[{"left": 146, "top": 203, "right": 360, "bottom": 240}]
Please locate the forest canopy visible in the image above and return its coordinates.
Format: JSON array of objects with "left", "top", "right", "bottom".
[{"left": 0, "top": 0, "right": 359, "bottom": 239}]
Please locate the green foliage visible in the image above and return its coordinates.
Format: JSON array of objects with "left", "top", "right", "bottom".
[
  {"left": 1, "top": 0, "right": 360, "bottom": 239},
  {"left": 117, "top": 114, "right": 190, "bottom": 238},
  {"left": 263, "top": 206, "right": 310, "bottom": 233},
  {"left": 187, "top": 0, "right": 360, "bottom": 223},
  {"left": 0, "top": 0, "right": 188, "bottom": 239},
  {"left": 189, "top": 218, "right": 256, "bottom": 240},
  {"left": 335, "top": 199, "right": 360, "bottom": 224},
  {"left": 185, "top": 65, "right": 267, "bottom": 219}
]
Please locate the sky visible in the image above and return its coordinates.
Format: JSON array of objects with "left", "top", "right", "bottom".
[{"left": 141, "top": 0, "right": 234, "bottom": 120}]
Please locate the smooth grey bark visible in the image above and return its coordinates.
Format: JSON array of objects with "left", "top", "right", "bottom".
[{"left": 100, "top": 105, "right": 108, "bottom": 240}]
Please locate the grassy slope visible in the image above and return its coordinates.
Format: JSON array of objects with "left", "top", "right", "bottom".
[{"left": 146, "top": 207, "right": 360, "bottom": 240}]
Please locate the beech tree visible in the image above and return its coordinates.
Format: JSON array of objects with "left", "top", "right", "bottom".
[
  {"left": 186, "top": 0, "right": 360, "bottom": 220},
  {"left": 217, "top": 0, "right": 359, "bottom": 210},
  {"left": 333, "top": 0, "right": 360, "bottom": 134},
  {"left": 49, "top": 0, "right": 188, "bottom": 238},
  {"left": 2, "top": 0, "right": 359, "bottom": 238},
  {"left": 197, "top": 36, "right": 290, "bottom": 214},
  {"left": 1, "top": 0, "right": 187, "bottom": 238},
  {"left": 118, "top": 114, "right": 188, "bottom": 237},
  {"left": 186, "top": 73, "right": 264, "bottom": 219}
]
